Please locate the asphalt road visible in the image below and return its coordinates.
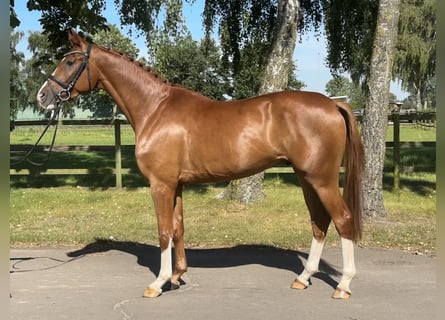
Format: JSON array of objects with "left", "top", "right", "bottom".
[{"left": 10, "top": 241, "right": 436, "bottom": 320}]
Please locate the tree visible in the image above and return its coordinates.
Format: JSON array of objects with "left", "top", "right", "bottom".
[
  {"left": 114, "top": 0, "right": 193, "bottom": 59},
  {"left": 325, "top": 75, "right": 366, "bottom": 110},
  {"left": 154, "top": 34, "right": 231, "bottom": 101},
  {"left": 392, "top": 0, "right": 436, "bottom": 110},
  {"left": 10, "top": 28, "right": 25, "bottom": 121},
  {"left": 361, "top": 0, "right": 401, "bottom": 218},
  {"left": 10, "top": 0, "right": 20, "bottom": 29},
  {"left": 323, "top": 0, "right": 409, "bottom": 218},
  {"left": 11, "top": 1, "right": 193, "bottom": 55},
  {"left": 322, "top": 0, "right": 379, "bottom": 85},
  {"left": 20, "top": 0, "right": 108, "bottom": 52},
  {"left": 203, "top": 0, "right": 314, "bottom": 99},
  {"left": 238, "top": 0, "right": 300, "bottom": 203},
  {"left": 325, "top": 76, "right": 351, "bottom": 98},
  {"left": 205, "top": 0, "right": 301, "bottom": 203}
]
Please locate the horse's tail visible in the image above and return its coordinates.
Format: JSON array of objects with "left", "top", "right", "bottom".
[{"left": 336, "top": 101, "right": 364, "bottom": 242}]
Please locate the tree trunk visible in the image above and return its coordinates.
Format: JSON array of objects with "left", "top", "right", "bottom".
[
  {"left": 223, "top": 0, "right": 300, "bottom": 203},
  {"left": 416, "top": 86, "right": 422, "bottom": 110},
  {"left": 362, "top": 0, "right": 401, "bottom": 218}
]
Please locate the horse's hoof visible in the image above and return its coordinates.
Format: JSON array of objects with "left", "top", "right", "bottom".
[
  {"left": 332, "top": 288, "right": 351, "bottom": 299},
  {"left": 170, "top": 280, "right": 180, "bottom": 290},
  {"left": 290, "top": 279, "right": 308, "bottom": 290},
  {"left": 143, "top": 287, "right": 162, "bottom": 298}
]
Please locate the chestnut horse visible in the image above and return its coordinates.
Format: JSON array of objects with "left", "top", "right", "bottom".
[{"left": 37, "top": 30, "right": 364, "bottom": 299}]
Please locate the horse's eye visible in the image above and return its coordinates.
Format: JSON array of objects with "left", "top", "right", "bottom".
[{"left": 66, "top": 60, "right": 75, "bottom": 66}]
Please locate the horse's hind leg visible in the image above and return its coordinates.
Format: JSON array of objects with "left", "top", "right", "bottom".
[
  {"left": 308, "top": 179, "right": 357, "bottom": 299},
  {"left": 291, "top": 180, "right": 331, "bottom": 290}
]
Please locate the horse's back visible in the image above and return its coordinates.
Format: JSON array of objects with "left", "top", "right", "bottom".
[{"left": 138, "top": 88, "right": 347, "bottom": 184}]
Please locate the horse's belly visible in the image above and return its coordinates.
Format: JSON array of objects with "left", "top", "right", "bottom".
[{"left": 179, "top": 154, "right": 284, "bottom": 184}]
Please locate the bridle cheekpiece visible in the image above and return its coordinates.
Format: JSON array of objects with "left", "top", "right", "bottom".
[{"left": 48, "top": 42, "right": 92, "bottom": 105}]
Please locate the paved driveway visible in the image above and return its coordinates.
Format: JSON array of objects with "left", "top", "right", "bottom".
[{"left": 10, "top": 241, "right": 436, "bottom": 320}]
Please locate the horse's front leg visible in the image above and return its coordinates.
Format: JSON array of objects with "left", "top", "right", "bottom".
[
  {"left": 171, "top": 185, "right": 187, "bottom": 289},
  {"left": 143, "top": 182, "right": 176, "bottom": 298}
]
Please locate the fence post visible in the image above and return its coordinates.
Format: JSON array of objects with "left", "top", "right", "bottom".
[
  {"left": 114, "top": 118, "right": 122, "bottom": 189},
  {"left": 392, "top": 111, "right": 400, "bottom": 191}
]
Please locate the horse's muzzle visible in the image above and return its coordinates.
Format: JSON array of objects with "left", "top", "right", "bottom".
[{"left": 36, "top": 83, "right": 58, "bottom": 111}]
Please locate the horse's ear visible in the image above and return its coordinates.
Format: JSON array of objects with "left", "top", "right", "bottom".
[{"left": 68, "top": 28, "right": 82, "bottom": 47}]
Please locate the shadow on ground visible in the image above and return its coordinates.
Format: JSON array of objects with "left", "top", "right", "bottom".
[{"left": 66, "top": 238, "right": 341, "bottom": 290}]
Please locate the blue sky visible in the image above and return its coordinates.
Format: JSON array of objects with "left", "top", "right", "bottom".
[{"left": 14, "top": 0, "right": 407, "bottom": 99}]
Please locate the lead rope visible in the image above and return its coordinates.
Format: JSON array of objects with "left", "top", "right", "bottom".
[{"left": 11, "top": 108, "right": 61, "bottom": 167}]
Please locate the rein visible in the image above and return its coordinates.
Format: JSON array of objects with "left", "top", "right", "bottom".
[{"left": 11, "top": 108, "right": 61, "bottom": 167}]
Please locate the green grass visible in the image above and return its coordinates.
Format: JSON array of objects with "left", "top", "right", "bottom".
[
  {"left": 386, "top": 124, "right": 436, "bottom": 142},
  {"left": 10, "top": 125, "right": 136, "bottom": 145},
  {"left": 10, "top": 123, "right": 436, "bottom": 145},
  {"left": 10, "top": 174, "right": 436, "bottom": 255}
]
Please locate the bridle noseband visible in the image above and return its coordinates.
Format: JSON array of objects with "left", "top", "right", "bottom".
[{"left": 48, "top": 42, "right": 92, "bottom": 104}]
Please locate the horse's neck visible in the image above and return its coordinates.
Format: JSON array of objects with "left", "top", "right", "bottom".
[{"left": 95, "top": 50, "right": 169, "bottom": 130}]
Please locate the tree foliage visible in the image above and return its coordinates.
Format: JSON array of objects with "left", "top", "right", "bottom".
[
  {"left": 10, "top": 28, "right": 25, "bottom": 120},
  {"left": 154, "top": 34, "right": 230, "bottom": 100},
  {"left": 210, "top": 0, "right": 302, "bottom": 203},
  {"left": 115, "top": 0, "right": 190, "bottom": 37},
  {"left": 322, "top": 0, "right": 435, "bottom": 104},
  {"left": 10, "top": 0, "right": 20, "bottom": 29},
  {"left": 322, "top": 0, "right": 379, "bottom": 85},
  {"left": 203, "top": 0, "right": 278, "bottom": 75},
  {"left": 24, "top": 0, "right": 108, "bottom": 53},
  {"left": 325, "top": 76, "right": 366, "bottom": 110},
  {"left": 392, "top": 0, "right": 435, "bottom": 109},
  {"left": 11, "top": 0, "right": 436, "bottom": 103},
  {"left": 202, "top": 0, "right": 315, "bottom": 99}
]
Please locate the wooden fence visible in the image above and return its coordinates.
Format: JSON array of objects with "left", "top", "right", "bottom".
[{"left": 10, "top": 112, "right": 436, "bottom": 190}]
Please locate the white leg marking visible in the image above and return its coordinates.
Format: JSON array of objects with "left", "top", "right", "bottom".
[
  {"left": 148, "top": 238, "right": 173, "bottom": 293},
  {"left": 337, "top": 237, "right": 356, "bottom": 293},
  {"left": 296, "top": 237, "right": 325, "bottom": 286}
]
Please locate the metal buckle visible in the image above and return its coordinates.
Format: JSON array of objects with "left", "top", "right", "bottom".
[{"left": 58, "top": 89, "right": 71, "bottom": 101}]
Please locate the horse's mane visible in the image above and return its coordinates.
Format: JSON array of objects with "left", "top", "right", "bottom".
[
  {"left": 77, "top": 32, "right": 209, "bottom": 98},
  {"left": 100, "top": 45, "right": 169, "bottom": 84},
  {"left": 74, "top": 32, "right": 166, "bottom": 85},
  {"left": 98, "top": 43, "right": 206, "bottom": 97}
]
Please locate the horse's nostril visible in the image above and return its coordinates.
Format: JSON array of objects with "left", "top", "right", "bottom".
[{"left": 38, "top": 92, "right": 46, "bottom": 101}]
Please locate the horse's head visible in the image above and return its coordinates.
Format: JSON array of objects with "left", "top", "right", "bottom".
[{"left": 37, "top": 29, "right": 97, "bottom": 111}]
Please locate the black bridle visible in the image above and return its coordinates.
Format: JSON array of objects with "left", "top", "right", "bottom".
[
  {"left": 11, "top": 43, "right": 93, "bottom": 167},
  {"left": 47, "top": 42, "right": 92, "bottom": 105}
]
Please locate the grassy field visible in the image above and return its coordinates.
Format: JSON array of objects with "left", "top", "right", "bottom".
[
  {"left": 10, "top": 124, "right": 136, "bottom": 145},
  {"left": 10, "top": 178, "right": 436, "bottom": 254},
  {"left": 10, "top": 123, "right": 436, "bottom": 144},
  {"left": 10, "top": 124, "right": 436, "bottom": 254}
]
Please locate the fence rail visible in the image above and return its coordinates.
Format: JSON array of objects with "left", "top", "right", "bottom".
[{"left": 10, "top": 112, "right": 436, "bottom": 189}]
